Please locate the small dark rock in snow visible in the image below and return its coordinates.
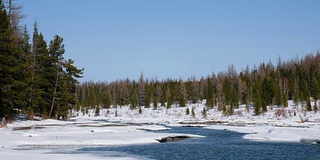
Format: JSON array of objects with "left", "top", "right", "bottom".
[
  {"left": 300, "top": 138, "right": 320, "bottom": 144},
  {"left": 157, "top": 136, "right": 191, "bottom": 143}
]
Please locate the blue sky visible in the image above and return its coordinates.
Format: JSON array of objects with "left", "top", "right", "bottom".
[{"left": 19, "top": 0, "right": 320, "bottom": 82}]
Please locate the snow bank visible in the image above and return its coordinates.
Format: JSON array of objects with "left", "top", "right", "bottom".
[
  {"left": 0, "top": 119, "right": 201, "bottom": 160},
  {"left": 1, "top": 100, "right": 320, "bottom": 159}
]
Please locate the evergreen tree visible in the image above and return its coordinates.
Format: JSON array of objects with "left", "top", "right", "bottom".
[
  {"left": 138, "top": 107, "right": 142, "bottom": 115},
  {"left": 186, "top": 107, "right": 190, "bottom": 115},
  {"left": 292, "top": 84, "right": 300, "bottom": 107},
  {"left": 189, "top": 77, "right": 199, "bottom": 103},
  {"left": 129, "top": 85, "right": 138, "bottom": 110},
  {"left": 253, "top": 79, "right": 262, "bottom": 115},
  {"left": 311, "top": 76, "right": 320, "bottom": 100},
  {"left": 307, "top": 97, "right": 312, "bottom": 111},
  {"left": 166, "top": 87, "right": 172, "bottom": 109},
  {"left": 95, "top": 106, "right": 100, "bottom": 116},
  {"left": 0, "top": 1, "right": 23, "bottom": 117},
  {"left": 61, "top": 59, "right": 83, "bottom": 116},
  {"left": 206, "top": 78, "right": 214, "bottom": 108},
  {"left": 102, "top": 87, "right": 112, "bottom": 109},
  {"left": 0, "top": 0, "right": 11, "bottom": 117},
  {"left": 314, "top": 101, "right": 318, "bottom": 113},
  {"left": 29, "top": 23, "right": 50, "bottom": 118},
  {"left": 153, "top": 98, "right": 158, "bottom": 110},
  {"left": 48, "top": 35, "right": 66, "bottom": 118},
  {"left": 178, "top": 79, "right": 187, "bottom": 107},
  {"left": 191, "top": 107, "right": 195, "bottom": 117},
  {"left": 138, "top": 73, "right": 145, "bottom": 106},
  {"left": 222, "top": 78, "right": 234, "bottom": 115},
  {"left": 160, "top": 84, "right": 166, "bottom": 107},
  {"left": 144, "top": 83, "right": 151, "bottom": 108},
  {"left": 202, "top": 107, "right": 207, "bottom": 118}
]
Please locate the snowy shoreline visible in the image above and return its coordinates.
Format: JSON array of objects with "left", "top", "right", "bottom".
[{"left": 1, "top": 102, "right": 320, "bottom": 159}]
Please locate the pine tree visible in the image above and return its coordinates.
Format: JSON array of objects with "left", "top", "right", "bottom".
[
  {"left": 202, "top": 107, "right": 207, "bottom": 118},
  {"left": 178, "top": 79, "right": 186, "bottom": 107},
  {"left": 0, "top": 1, "right": 22, "bottom": 117},
  {"left": 160, "top": 84, "right": 166, "bottom": 107},
  {"left": 29, "top": 23, "right": 50, "bottom": 118},
  {"left": 253, "top": 79, "right": 262, "bottom": 115},
  {"left": 222, "top": 78, "right": 233, "bottom": 115},
  {"left": 153, "top": 98, "right": 158, "bottom": 110},
  {"left": 102, "top": 87, "right": 112, "bottom": 109},
  {"left": 60, "top": 59, "right": 83, "bottom": 117},
  {"left": 306, "top": 97, "right": 312, "bottom": 111},
  {"left": 166, "top": 87, "right": 172, "bottom": 109},
  {"left": 95, "top": 106, "right": 100, "bottom": 116},
  {"left": 129, "top": 85, "right": 138, "bottom": 110},
  {"left": 145, "top": 83, "right": 151, "bottom": 108},
  {"left": 138, "top": 107, "right": 142, "bottom": 115},
  {"left": 191, "top": 78, "right": 200, "bottom": 103},
  {"left": 206, "top": 77, "right": 214, "bottom": 108},
  {"left": 48, "top": 35, "right": 65, "bottom": 118},
  {"left": 292, "top": 85, "right": 300, "bottom": 107},
  {"left": 191, "top": 107, "right": 195, "bottom": 117},
  {"left": 314, "top": 101, "right": 318, "bottom": 113},
  {"left": 186, "top": 107, "right": 190, "bottom": 115},
  {"left": 138, "top": 73, "right": 146, "bottom": 107},
  {"left": 0, "top": 1, "right": 11, "bottom": 117},
  {"left": 311, "top": 76, "right": 320, "bottom": 105}
]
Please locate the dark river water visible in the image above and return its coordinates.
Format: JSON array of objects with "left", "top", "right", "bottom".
[{"left": 79, "top": 126, "right": 320, "bottom": 160}]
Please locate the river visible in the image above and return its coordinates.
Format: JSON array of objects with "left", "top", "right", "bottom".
[{"left": 79, "top": 126, "right": 320, "bottom": 160}]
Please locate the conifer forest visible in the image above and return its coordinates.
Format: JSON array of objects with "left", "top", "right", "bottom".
[
  {"left": 0, "top": 0, "right": 83, "bottom": 119},
  {"left": 77, "top": 53, "right": 320, "bottom": 117},
  {"left": 1, "top": 0, "right": 320, "bottom": 120}
]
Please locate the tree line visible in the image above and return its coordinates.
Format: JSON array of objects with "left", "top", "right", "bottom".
[
  {"left": 0, "top": 0, "right": 83, "bottom": 119},
  {"left": 77, "top": 52, "right": 320, "bottom": 116}
]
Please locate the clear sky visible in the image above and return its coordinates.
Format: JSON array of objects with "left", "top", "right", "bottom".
[{"left": 19, "top": 0, "right": 320, "bottom": 82}]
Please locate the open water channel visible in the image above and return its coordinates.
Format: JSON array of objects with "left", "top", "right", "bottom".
[{"left": 78, "top": 126, "right": 320, "bottom": 160}]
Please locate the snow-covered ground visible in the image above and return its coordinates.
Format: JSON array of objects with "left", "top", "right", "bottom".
[{"left": 1, "top": 100, "right": 320, "bottom": 159}]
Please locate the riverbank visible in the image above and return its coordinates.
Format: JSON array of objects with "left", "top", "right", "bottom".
[
  {"left": 0, "top": 119, "right": 202, "bottom": 160},
  {"left": 1, "top": 101, "right": 320, "bottom": 159}
]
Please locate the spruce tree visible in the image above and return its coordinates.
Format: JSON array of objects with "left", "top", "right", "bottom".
[
  {"left": 202, "top": 107, "right": 207, "bottom": 118},
  {"left": 61, "top": 59, "right": 83, "bottom": 116},
  {"left": 186, "top": 107, "right": 190, "bottom": 115},
  {"left": 189, "top": 77, "right": 199, "bottom": 103},
  {"left": 314, "top": 101, "right": 318, "bottom": 113},
  {"left": 102, "top": 88, "right": 112, "bottom": 109},
  {"left": 222, "top": 78, "right": 233, "bottom": 115},
  {"left": 144, "top": 83, "right": 151, "bottom": 108},
  {"left": 166, "top": 87, "right": 172, "bottom": 109},
  {"left": 178, "top": 79, "right": 186, "bottom": 107},
  {"left": 95, "top": 106, "right": 100, "bottom": 116},
  {"left": 253, "top": 79, "right": 262, "bottom": 115},
  {"left": 129, "top": 85, "right": 138, "bottom": 110},
  {"left": 206, "top": 78, "right": 214, "bottom": 108},
  {"left": 138, "top": 107, "right": 142, "bottom": 115},
  {"left": 48, "top": 35, "right": 65, "bottom": 118},
  {"left": 311, "top": 76, "right": 320, "bottom": 106},
  {"left": 138, "top": 73, "right": 146, "bottom": 106},
  {"left": 307, "top": 97, "right": 312, "bottom": 111},
  {"left": 191, "top": 107, "right": 195, "bottom": 117},
  {"left": 30, "top": 24, "right": 50, "bottom": 118},
  {"left": 153, "top": 98, "right": 158, "bottom": 110},
  {"left": 0, "top": 1, "right": 23, "bottom": 117},
  {"left": 0, "top": 0, "right": 11, "bottom": 117}
]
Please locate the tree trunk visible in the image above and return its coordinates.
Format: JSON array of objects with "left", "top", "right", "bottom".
[{"left": 49, "top": 69, "right": 59, "bottom": 118}]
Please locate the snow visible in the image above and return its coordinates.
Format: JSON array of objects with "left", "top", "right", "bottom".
[{"left": 1, "top": 100, "right": 320, "bottom": 159}]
